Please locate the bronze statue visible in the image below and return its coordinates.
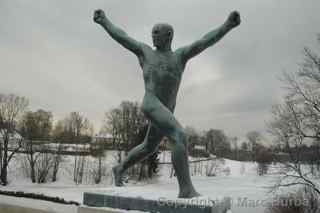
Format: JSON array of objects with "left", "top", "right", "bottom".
[{"left": 93, "top": 9, "right": 240, "bottom": 198}]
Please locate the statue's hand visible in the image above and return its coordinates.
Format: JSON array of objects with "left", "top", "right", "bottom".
[
  {"left": 94, "top": 9, "right": 106, "bottom": 24},
  {"left": 226, "top": 11, "right": 241, "bottom": 28}
]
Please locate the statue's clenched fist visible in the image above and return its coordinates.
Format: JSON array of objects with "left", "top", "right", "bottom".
[
  {"left": 226, "top": 11, "right": 241, "bottom": 28},
  {"left": 94, "top": 9, "right": 106, "bottom": 24}
]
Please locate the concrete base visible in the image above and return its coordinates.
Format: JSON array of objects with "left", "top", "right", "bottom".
[
  {"left": 0, "top": 203, "right": 229, "bottom": 213},
  {"left": 0, "top": 203, "right": 56, "bottom": 213},
  {"left": 0, "top": 203, "right": 123, "bottom": 213},
  {"left": 78, "top": 206, "right": 123, "bottom": 213},
  {"left": 0, "top": 193, "right": 231, "bottom": 213},
  {"left": 0, "top": 200, "right": 230, "bottom": 213},
  {"left": 83, "top": 192, "right": 231, "bottom": 213}
]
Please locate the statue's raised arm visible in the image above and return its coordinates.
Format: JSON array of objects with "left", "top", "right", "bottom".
[
  {"left": 93, "top": 9, "right": 148, "bottom": 57},
  {"left": 176, "top": 11, "right": 241, "bottom": 64}
]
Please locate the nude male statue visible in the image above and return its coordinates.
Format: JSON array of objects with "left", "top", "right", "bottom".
[{"left": 93, "top": 9, "right": 240, "bottom": 198}]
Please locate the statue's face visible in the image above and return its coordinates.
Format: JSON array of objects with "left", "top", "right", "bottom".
[{"left": 152, "top": 23, "right": 174, "bottom": 49}]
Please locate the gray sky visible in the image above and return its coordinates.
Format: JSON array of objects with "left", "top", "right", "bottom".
[{"left": 1, "top": 0, "right": 319, "bottom": 138}]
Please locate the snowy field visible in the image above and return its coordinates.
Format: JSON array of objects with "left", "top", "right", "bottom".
[{"left": 0, "top": 151, "right": 282, "bottom": 213}]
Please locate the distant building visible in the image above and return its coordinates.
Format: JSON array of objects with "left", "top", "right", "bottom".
[
  {"left": 0, "top": 130, "right": 23, "bottom": 149},
  {"left": 92, "top": 133, "right": 113, "bottom": 144},
  {"left": 194, "top": 145, "right": 206, "bottom": 151}
]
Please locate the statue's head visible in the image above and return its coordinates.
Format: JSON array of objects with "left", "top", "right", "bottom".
[{"left": 152, "top": 23, "right": 174, "bottom": 50}]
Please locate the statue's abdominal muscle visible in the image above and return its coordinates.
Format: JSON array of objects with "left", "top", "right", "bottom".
[{"left": 142, "top": 55, "right": 182, "bottom": 104}]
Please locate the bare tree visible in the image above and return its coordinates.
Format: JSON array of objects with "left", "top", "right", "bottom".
[
  {"left": 0, "top": 94, "right": 28, "bottom": 185},
  {"left": 35, "top": 145, "right": 55, "bottom": 183},
  {"left": 19, "top": 109, "right": 53, "bottom": 183},
  {"left": 95, "top": 153, "right": 103, "bottom": 184},
  {"left": 185, "top": 126, "right": 201, "bottom": 156},
  {"left": 52, "top": 113, "right": 93, "bottom": 184},
  {"left": 206, "top": 158, "right": 226, "bottom": 177},
  {"left": 204, "top": 129, "right": 231, "bottom": 157},
  {"left": 51, "top": 120, "right": 66, "bottom": 182},
  {"left": 102, "top": 108, "right": 123, "bottom": 162},
  {"left": 268, "top": 35, "right": 320, "bottom": 195},
  {"left": 62, "top": 112, "right": 93, "bottom": 184},
  {"left": 51, "top": 143, "right": 63, "bottom": 182},
  {"left": 101, "top": 101, "right": 160, "bottom": 180},
  {"left": 246, "top": 131, "right": 262, "bottom": 161},
  {"left": 102, "top": 101, "right": 147, "bottom": 159}
]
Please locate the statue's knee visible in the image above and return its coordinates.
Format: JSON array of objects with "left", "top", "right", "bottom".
[{"left": 141, "top": 101, "right": 153, "bottom": 116}]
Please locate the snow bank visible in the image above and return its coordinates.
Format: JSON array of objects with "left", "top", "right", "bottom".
[{"left": 2, "top": 150, "right": 279, "bottom": 213}]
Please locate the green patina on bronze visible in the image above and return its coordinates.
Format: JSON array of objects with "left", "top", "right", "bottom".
[{"left": 93, "top": 9, "right": 240, "bottom": 198}]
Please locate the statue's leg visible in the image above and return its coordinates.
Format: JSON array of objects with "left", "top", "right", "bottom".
[
  {"left": 142, "top": 93, "right": 200, "bottom": 198},
  {"left": 113, "top": 123, "right": 163, "bottom": 186}
]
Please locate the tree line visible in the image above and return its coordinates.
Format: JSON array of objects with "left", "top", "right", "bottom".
[
  {"left": 0, "top": 97, "right": 161, "bottom": 185},
  {"left": 0, "top": 96, "right": 96, "bottom": 185}
]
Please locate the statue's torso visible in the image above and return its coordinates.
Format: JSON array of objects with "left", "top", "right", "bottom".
[{"left": 139, "top": 49, "right": 184, "bottom": 109}]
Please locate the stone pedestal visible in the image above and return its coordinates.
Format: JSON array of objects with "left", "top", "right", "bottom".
[{"left": 83, "top": 192, "right": 231, "bottom": 213}]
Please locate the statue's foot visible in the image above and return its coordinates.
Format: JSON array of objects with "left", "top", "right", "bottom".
[
  {"left": 178, "top": 188, "right": 201, "bottom": 198},
  {"left": 112, "top": 165, "right": 124, "bottom": 187}
]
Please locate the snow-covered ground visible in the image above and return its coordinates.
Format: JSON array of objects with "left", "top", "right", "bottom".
[{"left": 0, "top": 151, "right": 281, "bottom": 213}]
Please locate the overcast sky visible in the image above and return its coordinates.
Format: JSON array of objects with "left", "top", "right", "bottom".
[{"left": 1, "top": 0, "right": 319, "bottom": 138}]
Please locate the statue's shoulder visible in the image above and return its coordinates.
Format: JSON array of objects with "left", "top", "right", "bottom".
[
  {"left": 173, "top": 47, "right": 187, "bottom": 60},
  {"left": 140, "top": 45, "right": 156, "bottom": 60},
  {"left": 141, "top": 43, "right": 153, "bottom": 52}
]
